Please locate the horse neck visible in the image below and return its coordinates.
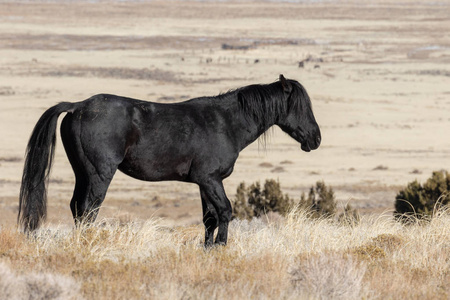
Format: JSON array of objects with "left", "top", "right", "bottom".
[{"left": 226, "top": 92, "right": 279, "bottom": 151}]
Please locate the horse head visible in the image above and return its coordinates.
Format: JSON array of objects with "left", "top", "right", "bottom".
[{"left": 276, "top": 75, "right": 321, "bottom": 152}]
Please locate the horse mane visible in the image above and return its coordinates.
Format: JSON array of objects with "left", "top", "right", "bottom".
[
  {"left": 286, "top": 80, "right": 312, "bottom": 116},
  {"left": 236, "top": 82, "right": 287, "bottom": 129},
  {"left": 235, "top": 78, "right": 310, "bottom": 126}
]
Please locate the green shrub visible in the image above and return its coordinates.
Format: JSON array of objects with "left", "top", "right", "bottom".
[
  {"left": 232, "top": 182, "right": 255, "bottom": 220},
  {"left": 232, "top": 179, "right": 292, "bottom": 220},
  {"left": 394, "top": 170, "right": 450, "bottom": 221},
  {"left": 299, "top": 181, "right": 337, "bottom": 219},
  {"left": 232, "top": 179, "right": 353, "bottom": 222}
]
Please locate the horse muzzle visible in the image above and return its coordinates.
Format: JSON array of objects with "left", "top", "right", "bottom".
[{"left": 301, "top": 133, "right": 321, "bottom": 152}]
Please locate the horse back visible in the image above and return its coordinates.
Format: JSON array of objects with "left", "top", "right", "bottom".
[{"left": 64, "top": 94, "right": 239, "bottom": 183}]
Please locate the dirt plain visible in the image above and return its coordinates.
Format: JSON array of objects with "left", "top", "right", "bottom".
[{"left": 0, "top": 0, "right": 449, "bottom": 229}]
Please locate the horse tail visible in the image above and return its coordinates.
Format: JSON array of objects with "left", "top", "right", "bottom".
[{"left": 19, "top": 102, "right": 77, "bottom": 232}]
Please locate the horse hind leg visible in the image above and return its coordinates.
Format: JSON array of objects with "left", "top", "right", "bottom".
[
  {"left": 61, "top": 115, "right": 119, "bottom": 227},
  {"left": 70, "top": 171, "right": 115, "bottom": 226}
]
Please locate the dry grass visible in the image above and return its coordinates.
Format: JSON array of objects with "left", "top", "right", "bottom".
[{"left": 0, "top": 209, "right": 449, "bottom": 300}]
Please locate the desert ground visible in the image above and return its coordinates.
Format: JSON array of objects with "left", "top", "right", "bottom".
[{"left": 0, "top": 0, "right": 449, "bottom": 228}]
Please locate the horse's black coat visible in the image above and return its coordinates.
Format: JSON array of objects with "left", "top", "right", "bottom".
[{"left": 19, "top": 75, "right": 321, "bottom": 246}]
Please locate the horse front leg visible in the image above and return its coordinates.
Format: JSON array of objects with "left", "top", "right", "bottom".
[
  {"left": 199, "top": 179, "right": 232, "bottom": 247},
  {"left": 200, "top": 188, "right": 218, "bottom": 247}
]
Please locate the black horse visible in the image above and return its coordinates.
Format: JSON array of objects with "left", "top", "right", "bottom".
[{"left": 19, "top": 75, "right": 321, "bottom": 247}]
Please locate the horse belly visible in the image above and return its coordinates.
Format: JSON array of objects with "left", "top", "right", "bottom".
[{"left": 118, "top": 151, "right": 192, "bottom": 182}]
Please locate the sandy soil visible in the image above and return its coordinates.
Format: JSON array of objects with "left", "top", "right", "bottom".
[{"left": 0, "top": 0, "right": 449, "bottom": 228}]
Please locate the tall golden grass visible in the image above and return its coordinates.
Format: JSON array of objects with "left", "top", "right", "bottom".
[{"left": 0, "top": 208, "right": 449, "bottom": 299}]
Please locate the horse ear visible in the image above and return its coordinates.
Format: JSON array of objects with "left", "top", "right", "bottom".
[{"left": 279, "top": 74, "right": 292, "bottom": 93}]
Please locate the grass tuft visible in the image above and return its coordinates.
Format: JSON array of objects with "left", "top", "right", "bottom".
[
  {"left": 0, "top": 262, "right": 81, "bottom": 300},
  {"left": 290, "top": 253, "right": 366, "bottom": 300}
]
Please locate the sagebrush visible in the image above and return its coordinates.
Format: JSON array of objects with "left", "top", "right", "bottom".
[
  {"left": 299, "top": 180, "right": 337, "bottom": 219},
  {"left": 232, "top": 180, "right": 359, "bottom": 223},
  {"left": 394, "top": 170, "right": 449, "bottom": 221},
  {"left": 232, "top": 179, "right": 292, "bottom": 220}
]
